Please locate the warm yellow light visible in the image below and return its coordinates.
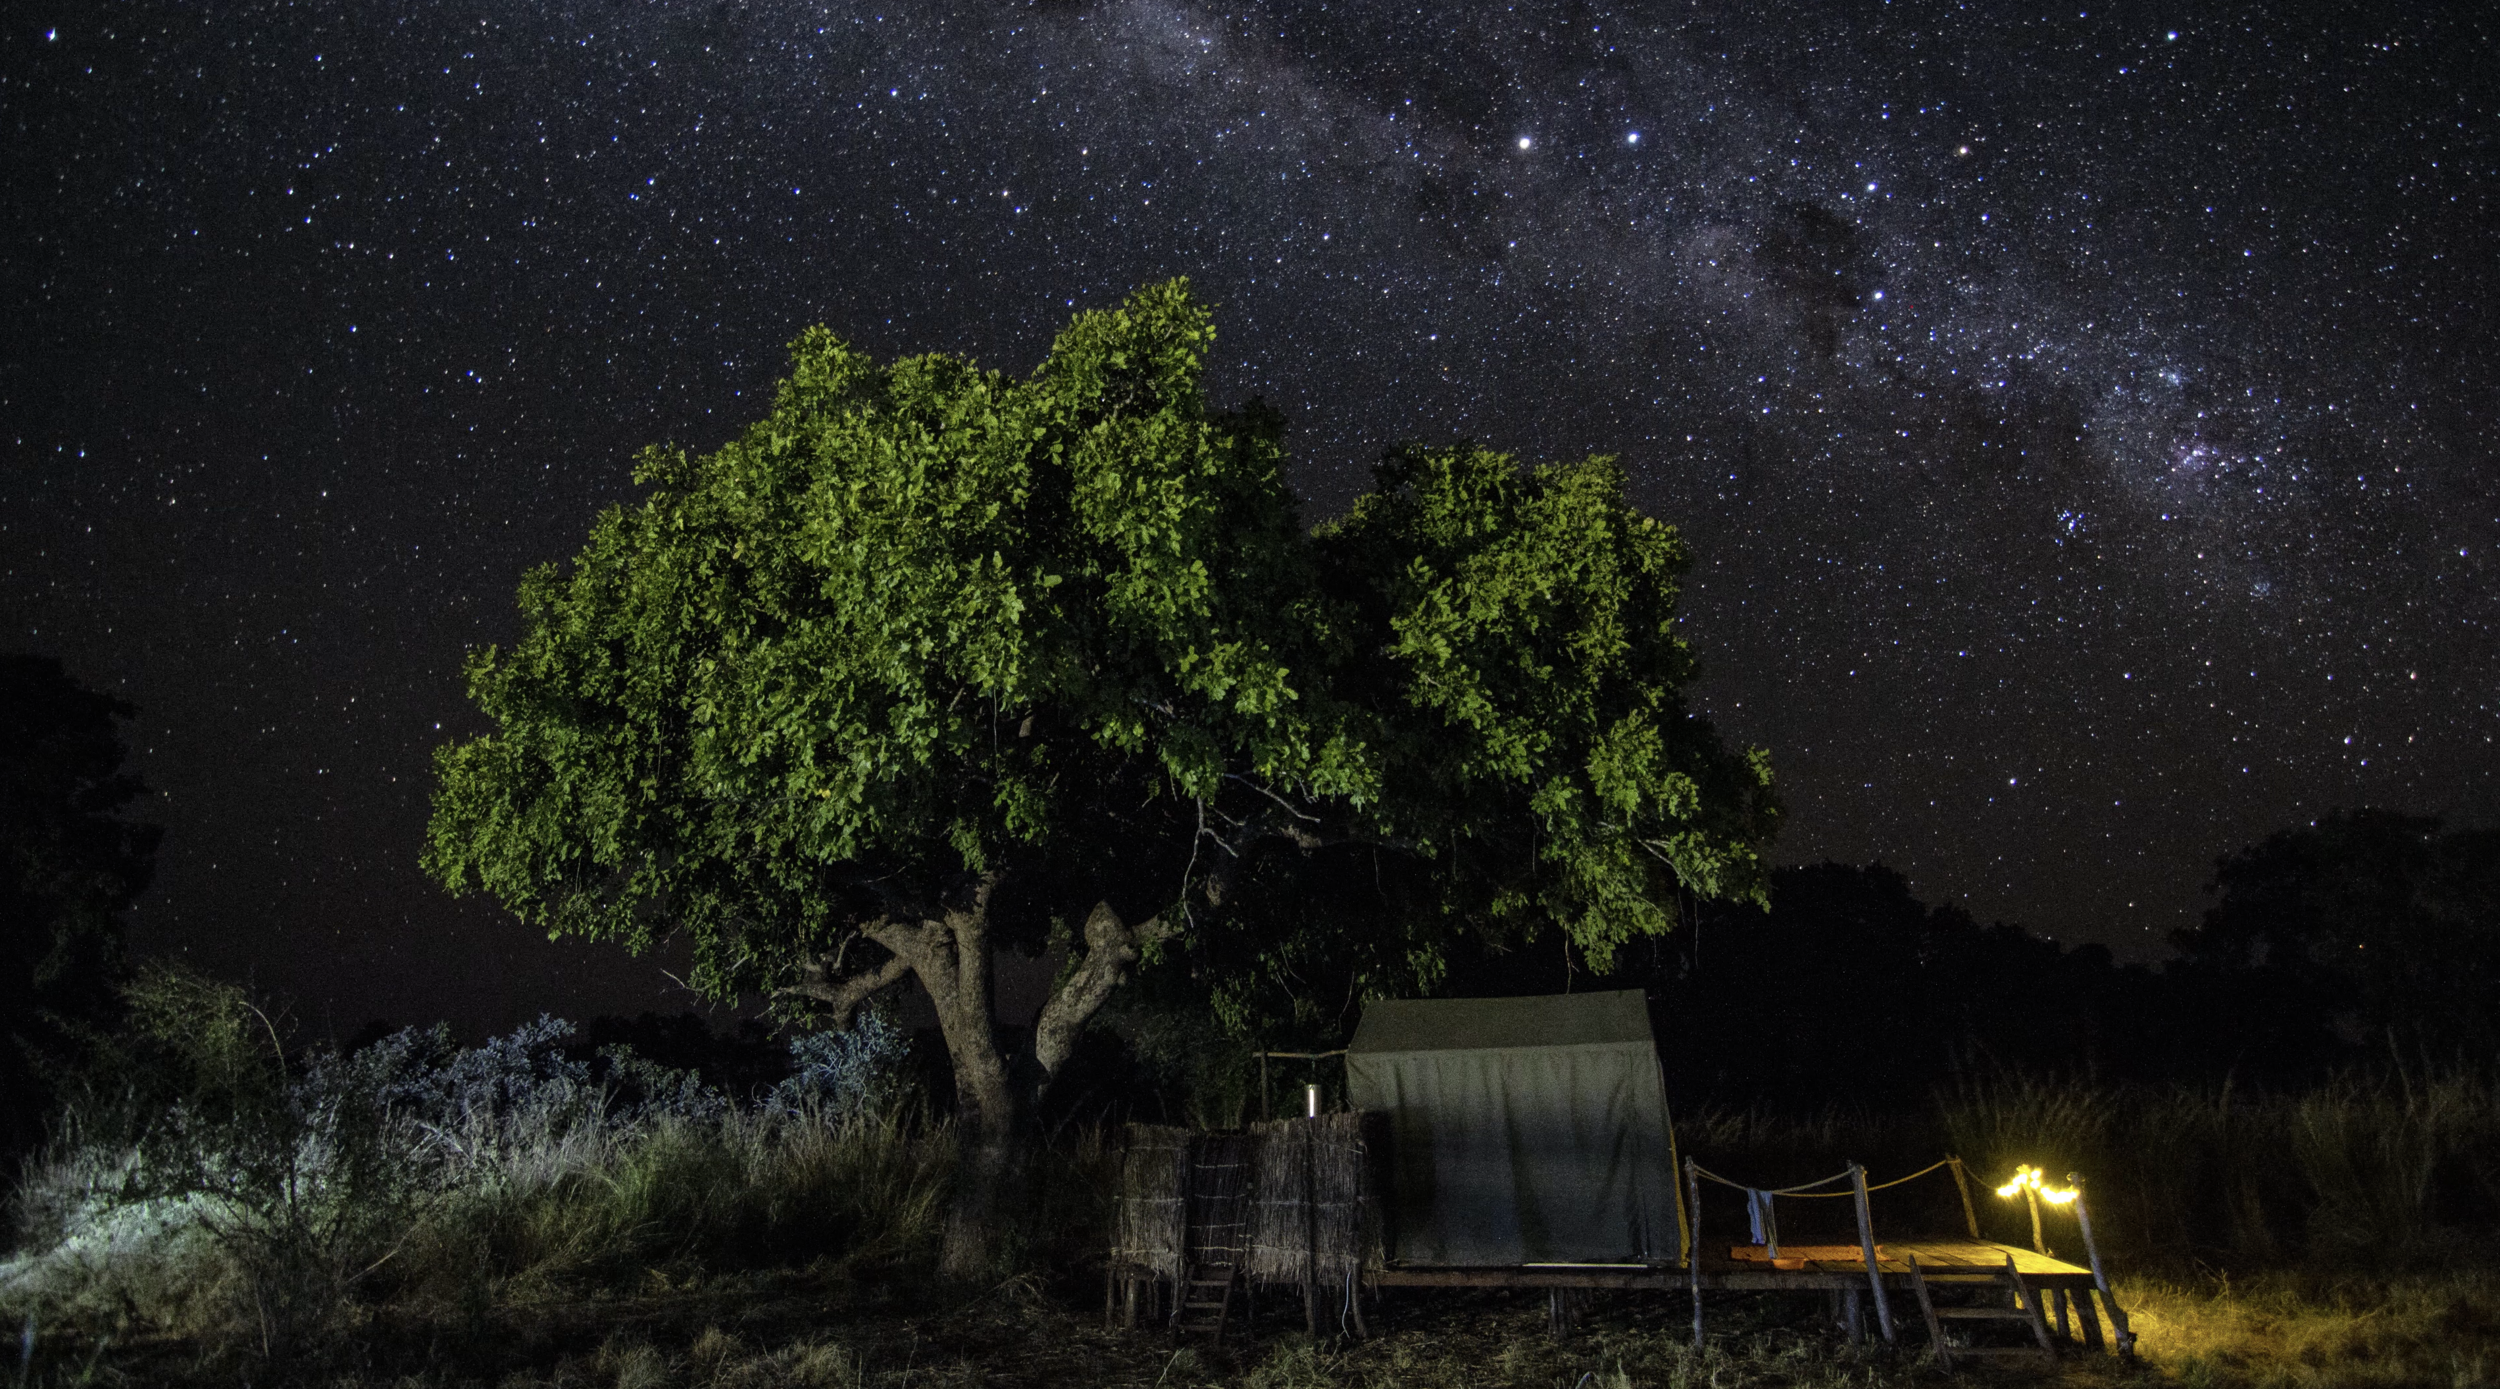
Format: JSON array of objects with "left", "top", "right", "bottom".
[{"left": 1993, "top": 1164, "right": 2078, "bottom": 1205}]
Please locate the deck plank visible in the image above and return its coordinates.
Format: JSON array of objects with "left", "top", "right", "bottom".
[{"left": 1368, "top": 1238, "right": 2098, "bottom": 1293}]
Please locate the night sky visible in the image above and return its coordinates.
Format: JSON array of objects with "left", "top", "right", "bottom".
[{"left": 6, "top": 1, "right": 2494, "bottom": 1038}]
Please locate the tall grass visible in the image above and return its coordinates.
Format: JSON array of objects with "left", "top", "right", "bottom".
[{"left": 395, "top": 1107, "right": 957, "bottom": 1295}]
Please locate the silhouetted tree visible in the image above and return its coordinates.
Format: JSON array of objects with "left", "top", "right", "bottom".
[
  {"left": 0, "top": 655, "right": 160, "bottom": 1157},
  {"left": 2174, "top": 809, "right": 2500, "bottom": 1068}
]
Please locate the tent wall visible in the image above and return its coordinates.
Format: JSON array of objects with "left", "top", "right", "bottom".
[{"left": 1346, "top": 990, "right": 1679, "bottom": 1266}]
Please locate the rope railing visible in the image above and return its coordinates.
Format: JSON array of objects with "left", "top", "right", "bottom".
[
  {"left": 1681, "top": 1154, "right": 2134, "bottom": 1361},
  {"left": 1688, "top": 1156, "right": 1963, "bottom": 1199},
  {"left": 1683, "top": 1154, "right": 1985, "bottom": 1278}
]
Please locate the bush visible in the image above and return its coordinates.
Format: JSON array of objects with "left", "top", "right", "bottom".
[
  {"left": 762, "top": 1008, "right": 910, "bottom": 1123},
  {"left": 4, "top": 967, "right": 426, "bottom": 1357},
  {"left": 0, "top": 972, "right": 941, "bottom": 1366}
]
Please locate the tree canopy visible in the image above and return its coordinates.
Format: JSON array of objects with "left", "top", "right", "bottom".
[{"left": 425, "top": 282, "right": 1777, "bottom": 1177}]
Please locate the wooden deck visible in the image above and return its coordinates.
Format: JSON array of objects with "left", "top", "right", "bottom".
[{"left": 1372, "top": 1239, "right": 2098, "bottom": 1292}]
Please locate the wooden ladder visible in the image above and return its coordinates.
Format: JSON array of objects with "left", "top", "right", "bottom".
[
  {"left": 1172, "top": 1261, "right": 1239, "bottom": 1340},
  {"left": 1906, "top": 1253, "right": 2057, "bottom": 1369}
]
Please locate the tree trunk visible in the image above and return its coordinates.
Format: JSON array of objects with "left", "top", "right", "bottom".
[
  {"left": 865, "top": 895, "right": 1015, "bottom": 1278},
  {"left": 811, "top": 890, "right": 1168, "bottom": 1279}
]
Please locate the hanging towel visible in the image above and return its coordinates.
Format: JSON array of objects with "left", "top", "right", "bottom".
[{"left": 1745, "top": 1188, "right": 1779, "bottom": 1250}]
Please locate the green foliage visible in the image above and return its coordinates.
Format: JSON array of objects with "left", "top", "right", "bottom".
[
  {"left": 426, "top": 281, "right": 1361, "bottom": 1000},
  {"left": 425, "top": 281, "right": 1777, "bottom": 1052},
  {"left": 1318, "top": 444, "right": 1777, "bottom": 968},
  {"left": 1123, "top": 443, "right": 1781, "bottom": 1051}
]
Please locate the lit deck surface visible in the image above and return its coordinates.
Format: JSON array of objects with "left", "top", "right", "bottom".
[{"left": 1374, "top": 1240, "right": 2095, "bottom": 1290}]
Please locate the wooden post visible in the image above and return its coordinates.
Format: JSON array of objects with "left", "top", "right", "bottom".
[
  {"left": 1302, "top": 1118, "right": 1318, "bottom": 1335},
  {"left": 2068, "top": 1175, "right": 2136, "bottom": 1359},
  {"left": 1947, "top": 1156, "right": 1982, "bottom": 1239},
  {"left": 1848, "top": 1163, "right": 1897, "bottom": 1345},
  {"left": 2073, "top": 1280, "right": 2107, "bottom": 1351},
  {"left": 1547, "top": 1287, "right": 1577, "bottom": 1341},
  {"left": 1346, "top": 1266, "right": 1368, "bottom": 1339},
  {"left": 2005, "top": 1253, "right": 2058, "bottom": 1356},
  {"left": 1260, "top": 1052, "right": 1271, "bottom": 1123},
  {"left": 1907, "top": 1254, "right": 1951, "bottom": 1368},
  {"left": 1685, "top": 1157, "right": 1706, "bottom": 1349}
]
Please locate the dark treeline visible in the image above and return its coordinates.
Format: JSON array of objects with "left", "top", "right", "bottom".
[{"left": 1459, "top": 812, "right": 2500, "bottom": 1108}]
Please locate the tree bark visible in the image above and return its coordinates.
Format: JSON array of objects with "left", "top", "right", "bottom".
[
  {"left": 856, "top": 878, "right": 1016, "bottom": 1276},
  {"left": 1031, "top": 901, "right": 1170, "bottom": 1090},
  {"left": 787, "top": 884, "right": 1171, "bottom": 1278},
  {"left": 782, "top": 948, "right": 913, "bottom": 1029}
]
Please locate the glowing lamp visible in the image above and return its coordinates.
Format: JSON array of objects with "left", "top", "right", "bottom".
[
  {"left": 1993, "top": 1164, "right": 2083, "bottom": 1257},
  {"left": 1994, "top": 1163, "right": 2077, "bottom": 1204}
]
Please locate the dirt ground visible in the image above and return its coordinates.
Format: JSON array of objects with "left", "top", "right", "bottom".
[{"left": 57, "top": 1265, "right": 2500, "bottom": 1387}]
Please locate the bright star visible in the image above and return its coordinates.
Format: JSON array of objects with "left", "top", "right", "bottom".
[
  {"left": 1626, "top": 132, "right": 1640, "bottom": 145},
  {"left": 1517, "top": 137, "right": 1532, "bottom": 150}
]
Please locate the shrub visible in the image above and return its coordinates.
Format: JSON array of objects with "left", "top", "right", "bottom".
[{"left": 763, "top": 1008, "right": 910, "bottom": 1123}]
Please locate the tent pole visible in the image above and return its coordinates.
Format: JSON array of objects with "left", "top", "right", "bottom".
[
  {"left": 2069, "top": 1174, "right": 2136, "bottom": 1359},
  {"left": 1303, "top": 1118, "right": 1318, "bottom": 1335},
  {"left": 1685, "top": 1157, "right": 1706, "bottom": 1348},
  {"left": 1948, "top": 1155, "right": 1982, "bottom": 1238}
]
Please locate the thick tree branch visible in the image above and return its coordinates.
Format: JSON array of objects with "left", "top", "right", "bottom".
[
  {"left": 777, "top": 947, "right": 913, "bottom": 1031},
  {"left": 1033, "top": 900, "right": 1172, "bottom": 1086}
]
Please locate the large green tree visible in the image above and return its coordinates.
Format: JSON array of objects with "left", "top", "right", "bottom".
[{"left": 426, "top": 282, "right": 1776, "bottom": 1267}]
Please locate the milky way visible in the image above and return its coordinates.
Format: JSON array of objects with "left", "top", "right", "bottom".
[{"left": 5, "top": 0, "right": 2493, "bottom": 1033}]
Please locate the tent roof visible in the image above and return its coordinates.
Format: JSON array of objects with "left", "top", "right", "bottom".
[{"left": 1347, "top": 989, "right": 1653, "bottom": 1055}]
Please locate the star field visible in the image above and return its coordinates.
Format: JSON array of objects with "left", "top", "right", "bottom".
[{"left": 4, "top": 0, "right": 2493, "bottom": 1033}]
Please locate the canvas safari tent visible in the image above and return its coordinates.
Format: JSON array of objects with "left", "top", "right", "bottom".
[{"left": 1347, "top": 989, "right": 1684, "bottom": 1267}]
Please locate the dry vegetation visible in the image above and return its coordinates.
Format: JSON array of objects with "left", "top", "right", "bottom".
[{"left": 6, "top": 991, "right": 2499, "bottom": 1388}]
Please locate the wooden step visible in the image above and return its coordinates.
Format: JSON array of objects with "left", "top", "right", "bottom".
[
  {"left": 1171, "top": 1262, "right": 1237, "bottom": 1341},
  {"left": 1907, "top": 1253, "right": 2060, "bottom": 1369}
]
